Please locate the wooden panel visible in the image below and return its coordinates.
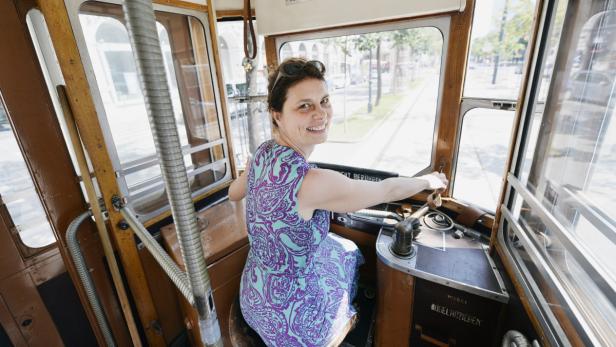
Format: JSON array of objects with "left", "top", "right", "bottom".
[
  {"left": 434, "top": 0, "right": 475, "bottom": 193},
  {"left": 35, "top": 0, "right": 166, "bottom": 345},
  {"left": 179, "top": 271, "right": 245, "bottom": 347},
  {"left": 207, "top": 244, "right": 250, "bottom": 290},
  {"left": 161, "top": 199, "right": 249, "bottom": 346},
  {"left": 25, "top": 251, "right": 65, "bottom": 287},
  {"left": 160, "top": 199, "right": 249, "bottom": 266},
  {"left": 212, "top": 272, "right": 244, "bottom": 346},
  {"left": 0, "top": 294, "right": 27, "bottom": 346},
  {"left": 264, "top": 36, "right": 279, "bottom": 71},
  {"left": 374, "top": 257, "right": 414, "bottom": 347},
  {"left": 0, "top": 272, "right": 63, "bottom": 346},
  {"left": 138, "top": 249, "right": 185, "bottom": 345},
  {"left": 208, "top": 246, "right": 249, "bottom": 346},
  {"left": 164, "top": 243, "right": 249, "bottom": 346},
  {"left": 0, "top": 202, "right": 25, "bottom": 279},
  {"left": 79, "top": 231, "right": 133, "bottom": 346}
]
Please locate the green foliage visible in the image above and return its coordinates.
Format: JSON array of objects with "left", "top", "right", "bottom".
[
  {"left": 352, "top": 33, "right": 379, "bottom": 52},
  {"left": 470, "top": 0, "right": 533, "bottom": 62}
]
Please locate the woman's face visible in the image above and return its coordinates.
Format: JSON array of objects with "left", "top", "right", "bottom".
[{"left": 273, "top": 78, "right": 332, "bottom": 155}]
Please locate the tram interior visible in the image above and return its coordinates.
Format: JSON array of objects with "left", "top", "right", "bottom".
[{"left": 0, "top": 0, "right": 614, "bottom": 346}]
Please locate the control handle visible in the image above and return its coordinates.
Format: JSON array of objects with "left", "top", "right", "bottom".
[
  {"left": 390, "top": 190, "right": 441, "bottom": 258},
  {"left": 390, "top": 217, "right": 420, "bottom": 257}
]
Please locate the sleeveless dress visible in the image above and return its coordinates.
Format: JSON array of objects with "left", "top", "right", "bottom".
[{"left": 240, "top": 140, "right": 364, "bottom": 347}]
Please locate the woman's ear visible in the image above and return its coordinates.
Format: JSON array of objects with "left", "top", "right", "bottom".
[{"left": 272, "top": 111, "right": 281, "bottom": 126}]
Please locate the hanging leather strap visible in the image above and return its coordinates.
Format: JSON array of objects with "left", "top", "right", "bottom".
[{"left": 243, "top": 0, "right": 257, "bottom": 59}]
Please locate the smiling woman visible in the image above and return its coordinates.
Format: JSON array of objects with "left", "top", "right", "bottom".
[{"left": 228, "top": 58, "right": 447, "bottom": 345}]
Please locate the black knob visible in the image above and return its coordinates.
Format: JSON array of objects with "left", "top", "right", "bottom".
[{"left": 391, "top": 217, "right": 420, "bottom": 257}]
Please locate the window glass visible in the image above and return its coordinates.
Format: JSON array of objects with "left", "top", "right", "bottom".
[
  {"left": 0, "top": 94, "right": 55, "bottom": 249},
  {"left": 464, "top": 0, "right": 536, "bottom": 99},
  {"left": 26, "top": 9, "right": 103, "bottom": 205},
  {"left": 520, "top": 0, "right": 568, "bottom": 182},
  {"left": 512, "top": 0, "right": 616, "bottom": 343},
  {"left": 454, "top": 109, "right": 514, "bottom": 211},
  {"left": 282, "top": 27, "right": 444, "bottom": 176},
  {"left": 217, "top": 20, "right": 270, "bottom": 167},
  {"left": 79, "top": 3, "right": 228, "bottom": 217}
]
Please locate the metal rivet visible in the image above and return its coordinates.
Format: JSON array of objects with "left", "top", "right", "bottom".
[{"left": 117, "top": 220, "right": 129, "bottom": 230}]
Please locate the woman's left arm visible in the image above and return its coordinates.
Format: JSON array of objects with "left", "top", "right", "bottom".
[
  {"left": 297, "top": 168, "right": 447, "bottom": 217},
  {"left": 229, "top": 170, "right": 248, "bottom": 201}
]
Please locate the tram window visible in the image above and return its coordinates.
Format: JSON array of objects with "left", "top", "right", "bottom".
[
  {"left": 79, "top": 2, "right": 229, "bottom": 218},
  {"left": 0, "top": 94, "right": 56, "bottom": 249},
  {"left": 217, "top": 20, "right": 270, "bottom": 168},
  {"left": 464, "top": 0, "right": 536, "bottom": 99},
  {"left": 281, "top": 26, "right": 444, "bottom": 176},
  {"left": 25, "top": 9, "right": 103, "bottom": 207},
  {"left": 506, "top": 1, "right": 616, "bottom": 344},
  {"left": 453, "top": 109, "right": 514, "bottom": 212}
]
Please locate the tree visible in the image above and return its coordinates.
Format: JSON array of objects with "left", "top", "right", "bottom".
[
  {"left": 352, "top": 33, "right": 382, "bottom": 112},
  {"left": 390, "top": 29, "right": 412, "bottom": 93},
  {"left": 489, "top": 0, "right": 533, "bottom": 83},
  {"left": 389, "top": 28, "right": 441, "bottom": 93}
]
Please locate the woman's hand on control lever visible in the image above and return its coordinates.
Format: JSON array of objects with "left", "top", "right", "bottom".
[
  {"left": 420, "top": 172, "right": 448, "bottom": 208},
  {"left": 419, "top": 172, "right": 448, "bottom": 192}
]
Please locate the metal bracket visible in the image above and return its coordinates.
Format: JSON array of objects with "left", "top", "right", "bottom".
[{"left": 111, "top": 195, "right": 126, "bottom": 211}]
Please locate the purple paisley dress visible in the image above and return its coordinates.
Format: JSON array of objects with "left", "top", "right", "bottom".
[{"left": 240, "top": 140, "right": 364, "bottom": 346}]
